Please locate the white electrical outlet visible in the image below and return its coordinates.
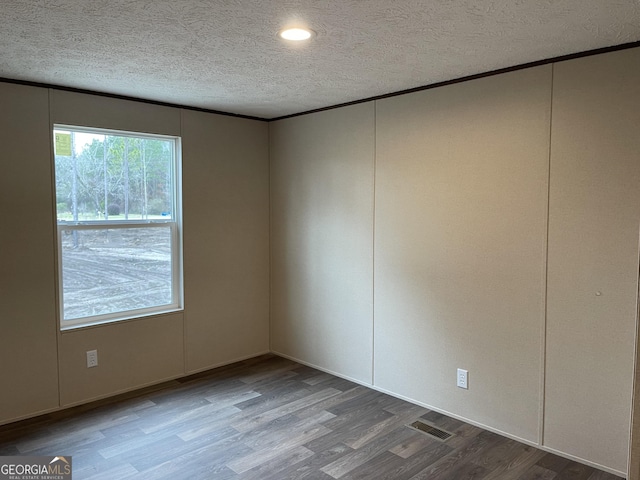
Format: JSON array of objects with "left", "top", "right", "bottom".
[
  {"left": 86, "top": 350, "right": 98, "bottom": 368},
  {"left": 457, "top": 368, "right": 468, "bottom": 389}
]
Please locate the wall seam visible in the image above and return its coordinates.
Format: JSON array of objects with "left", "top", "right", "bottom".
[
  {"left": 626, "top": 50, "right": 640, "bottom": 477},
  {"left": 268, "top": 121, "right": 273, "bottom": 354},
  {"left": 371, "top": 100, "right": 377, "bottom": 386},
  {"left": 180, "top": 109, "right": 188, "bottom": 375},
  {"left": 540, "top": 62, "right": 555, "bottom": 447},
  {"left": 49, "top": 88, "right": 63, "bottom": 410}
]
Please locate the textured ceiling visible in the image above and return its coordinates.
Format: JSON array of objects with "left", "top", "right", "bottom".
[{"left": 2, "top": 0, "right": 640, "bottom": 119}]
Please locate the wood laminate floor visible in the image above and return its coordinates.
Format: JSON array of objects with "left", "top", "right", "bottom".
[{"left": 0, "top": 355, "right": 623, "bottom": 480}]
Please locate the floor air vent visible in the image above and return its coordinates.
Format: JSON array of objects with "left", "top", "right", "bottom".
[{"left": 408, "top": 420, "right": 454, "bottom": 441}]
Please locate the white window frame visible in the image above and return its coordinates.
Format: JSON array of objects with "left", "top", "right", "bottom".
[{"left": 54, "top": 125, "right": 183, "bottom": 330}]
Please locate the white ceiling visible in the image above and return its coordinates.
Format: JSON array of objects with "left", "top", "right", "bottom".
[{"left": 2, "top": 0, "right": 640, "bottom": 119}]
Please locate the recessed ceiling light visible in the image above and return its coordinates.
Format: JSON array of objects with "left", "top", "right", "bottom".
[{"left": 278, "top": 27, "right": 314, "bottom": 41}]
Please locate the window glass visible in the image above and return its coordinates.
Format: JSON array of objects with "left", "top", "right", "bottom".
[{"left": 53, "top": 126, "right": 182, "bottom": 329}]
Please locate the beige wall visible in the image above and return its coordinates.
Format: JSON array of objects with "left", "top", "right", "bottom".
[
  {"left": 0, "top": 83, "right": 59, "bottom": 423},
  {"left": 544, "top": 48, "right": 640, "bottom": 472},
  {"left": 50, "top": 90, "right": 181, "bottom": 136},
  {"left": 50, "top": 90, "right": 187, "bottom": 406},
  {"left": 270, "top": 103, "right": 375, "bottom": 383},
  {"left": 1, "top": 85, "right": 270, "bottom": 416},
  {"left": 269, "top": 48, "right": 640, "bottom": 475},
  {"left": 374, "top": 65, "right": 551, "bottom": 444},
  {"left": 2, "top": 45, "right": 640, "bottom": 476},
  {"left": 182, "top": 110, "right": 270, "bottom": 372},
  {"left": 58, "top": 313, "right": 184, "bottom": 406}
]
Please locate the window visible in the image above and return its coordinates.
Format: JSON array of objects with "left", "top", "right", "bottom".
[{"left": 53, "top": 125, "right": 182, "bottom": 329}]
